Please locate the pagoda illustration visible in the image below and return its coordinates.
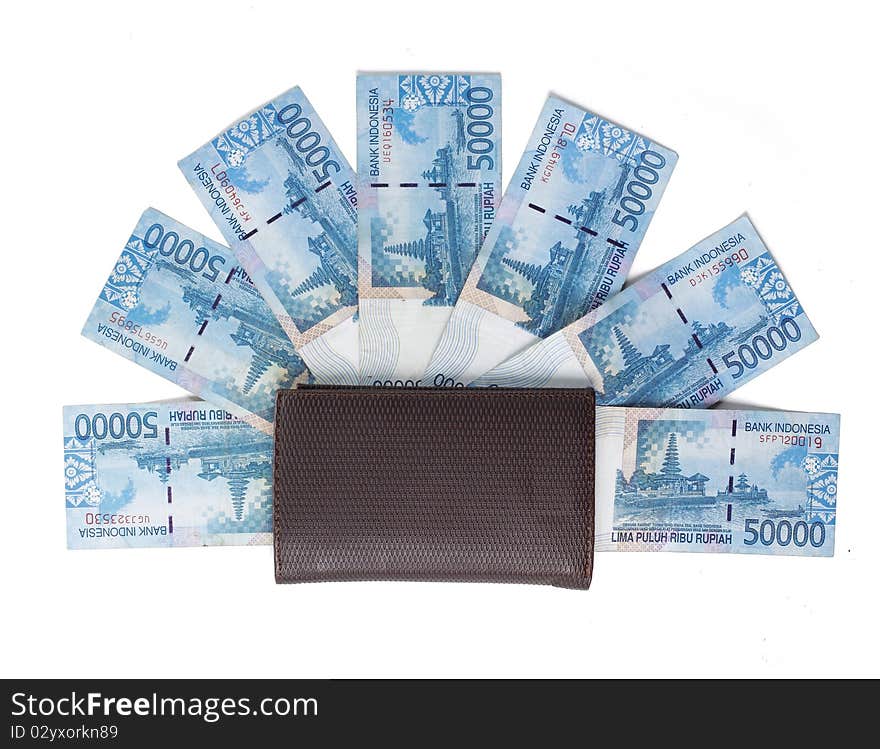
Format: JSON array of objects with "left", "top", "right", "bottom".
[
  {"left": 503, "top": 230, "right": 589, "bottom": 337},
  {"left": 274, "top": 137, "right": 357, "bottom": 307},
  {"left": 500, "top": 189, "right": 607, "bottom": 336},
  {"left": 132, "top": 440, "right": 272, "bottom": 521},
  {"left": 723, "top": 472, "right": 769, "bottom": 504},
  {"left": 566, "top": 187, "right": 606, "bottom": 228},
  {"left": 493, "top": 159, "right": 641, "bottom": 334},
  {"left": 602, "top": 324, "right": 678, "bottom": 397},
  {"left": 228, "top": 325, "right": 304, "bottom": 394},
  {"left": 615, "top": 432, "right": 713, "bottom": 508},
  {"left": 193, "top": 441, "right": 272, "bottom": 521},
  {"left": 617, "top": 432, "right": 773, "bottom": 511},
  {"left": 132, "top": 451, "right": 189, "bottom": 484},
  {"left": 377, "top": 144, "right": 470, "bottom": 303},
  {"left": 451, "top": 109, "right": 465, "bottom": 151},
  {"left": 422, "top": 147, "right": 453, "bottom": 199},
  {"left": 288, "top": 233, "right": 356, "bottom": 307},
  {"left": 597, "top": 319, "right": 735, "bottom": 405},
  {"left": 176, "top": 276, "right": 307, "bottom": 394}
]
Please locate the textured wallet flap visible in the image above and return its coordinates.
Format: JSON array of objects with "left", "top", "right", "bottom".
[{"left": 273, "top": 387, "right": 595, "bottom": 588}]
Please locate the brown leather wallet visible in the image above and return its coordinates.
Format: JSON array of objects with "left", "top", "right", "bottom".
[{"left": 273, "top": 386, "right": 595, "bottom": 588}]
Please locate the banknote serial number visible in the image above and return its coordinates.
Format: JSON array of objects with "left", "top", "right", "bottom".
[
  {"left": 107, "top": 312, "right": 169, "bottom": 349},
  {"left": 758, "top": 434, "right": 825, "bottom": 448},
  {"left": 74, "top": 410, "right": 159, "bottom": 440},
  {"left": 743, "top": 518, "right": 826, "bottom": 548},
  {"left": 83, "top": 512, "right": 152, "bottom": 525}
]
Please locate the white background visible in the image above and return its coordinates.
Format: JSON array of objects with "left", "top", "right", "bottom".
[{"left": 2, "top": 1, "right": 877, "bottom": 678}]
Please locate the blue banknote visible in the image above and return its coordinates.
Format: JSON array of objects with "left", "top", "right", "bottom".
[
  {"left": 64, "top": 400, "right": 839, "bottom": 556},
  {"left": 473, "top": 216, "right": 818, "bottom": 407},
  {"left": 423, "top": 95, "right": 677, "bottom": 386},
  {"left": 357, "top": 73, "right": 502, "bottom": 384},
  {"left": 595, "top": 406, "right": 839, "bottom": 556},
  {"left": 64, "top": 400, "right": 274, "bottom": 548},
  {"left": 82, "top": 209, "right": 309, "bottom": 433},
  {"left": 179, "top": 87, "right": 360, "bottom": 384}
]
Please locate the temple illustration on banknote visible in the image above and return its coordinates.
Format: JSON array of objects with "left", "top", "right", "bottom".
[
  {"left": 269, "top": 138, "right": 357, "bottom": 328},
  {"left": 135, "top": 441, "right": 271, "bottom": 523},
  {"left": 613, "top": 427, "right": 838, "bottom": 527},
  {"left": 599, "top": 319, "right": 741, "bottom": 405},
  {"left": 615, "top": 433, "right": 769, "bottom": 510},
  {"left": 371, "top": 142, "right": 475, "bottom": 305},
  {"left": 160, "top": 260, "right": 309, "bottom": 395},
  {"left": 101, "top": 231, "right": 309, "bottom": 400},
  {"left": 583, "top": 298, "right": 773, "bottom": 407},
  {"left": 475, "top": 173, "right": 633, "bottom": 336},
  {"left": 368, "top": 73, "right": 482, "bottom": 305},
  {"left": 64, "top": 433, "right": 272, "bottom": 523}
]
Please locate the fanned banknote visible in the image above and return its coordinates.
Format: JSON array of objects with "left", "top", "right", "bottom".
[
  {"left": 64, "top": 399, "right": 839, "bottom": 557},
  {"left": 64, "top": 400, "right": 273, "bottom": 549},
  {"left": 474, "top": 216, "right": 818, "bottom": 407},
  {"left": 357, "top": 72, "right": 502, "bottom": 384},
  {"left": 423, "top": 95, "right": 677, "bottom": 386},
  {"left": 82, "top": 209, "right": 309, "bottom": 433},
  {"left": 179, "top": 87, "right": 360, "bottom": 384},
  {"left": 595, "top": 406, "right": 839, "bottom": 556}
]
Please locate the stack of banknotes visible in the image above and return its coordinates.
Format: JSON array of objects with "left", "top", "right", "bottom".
[{"left": 66, "top": 76, "right": 839, "bottom": 559}]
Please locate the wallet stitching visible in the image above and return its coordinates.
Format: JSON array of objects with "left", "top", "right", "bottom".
[
  {"left": 285, "top": 388, "right": 588, "bottom": 400},
  {"left": 272, "top": 392, "right": 288, "bottom": 583}
]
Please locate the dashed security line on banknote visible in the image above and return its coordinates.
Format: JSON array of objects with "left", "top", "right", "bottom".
[
  {"left": 82, "top": 209, "right": 311, "bottom": 433},
  {"left": 64, "top": 399, "right": 274, "bottom": 549},
  {"left": 473, "top": 216, "right": 818, "bottom": 409},
  {"left": 180, "top": 87, "right": 360, "bottom": 385},
  {"left": 182, "top": 263, "right": 241, "bottom": 361},
  {"left": 522, "top": 199, "right": 629, "bottom": 248},
  {"left": 422, "top": 95, "right": 677, "bottom": 387},
  {"left": 369, "top": 180, "right": 480, "bottom": 188},
  {"left": 657, "top": 278, "right": 721, "bottom": 377},
  {"left": 65, "top": 399, "right": 839, "bottom": 557},
  {"left": 155, "top": 418, "right": 181, "bottom": 538},
  {"left": 593, "top": 405, "right": 839, "bottom": 556},
  {"left": 357, "top": 73, "right": 503, "bottom": 385},
  {"left": 235, "top": 176, "right": 335, "bottom": 241}
]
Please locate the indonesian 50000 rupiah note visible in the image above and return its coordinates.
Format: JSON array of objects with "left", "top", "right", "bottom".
[
  {"left": 65, "top": 400, "right": 839, "bottom": 556},
  {"left": 422, "top": 94, "right": 677, "bottom": 387},
  {"left": 594, "top": 406, "right": 839, "bottom": 556},
  {"left": 179, "top": 86, "right": 360, "bottom": 384},
  {"left": 82, "top": 209, "right": 309, "bottom": 433},
  {"left": 357, "top": 72, "right": 502, "bottom": 384},
  {"left": 64, "top": 400, "right": 273, "bottom": 548},
  {"left": 474, "top": 216, "right": 818, "bottom": 408}
]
